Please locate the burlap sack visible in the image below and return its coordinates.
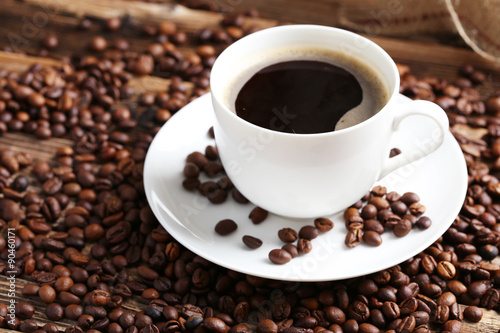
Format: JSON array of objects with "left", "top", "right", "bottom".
[{"left": 339, "top": 0, "right": 500, "bottom": 62}]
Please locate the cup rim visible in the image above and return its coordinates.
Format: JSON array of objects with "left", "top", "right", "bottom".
[{"left": 210, "top": 24, "right": 400, "bottom": 137}]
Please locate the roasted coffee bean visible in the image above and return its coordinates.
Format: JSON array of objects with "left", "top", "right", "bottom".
[
  {"left": 183, "top": 163, "right": 200, "bottom": 178},
  {"left": 232, "top": 188, "right": 249, "bottom": 204},
  {"left": 363, "top": 231, "right": 382, "bottom": 246},
  {"left": 249, "top": 207, "right": 268, "bottom": 224},
  {"left": 65, "top": 304, "right": 84, "bottom": 320},
  {"left": 187, "top": 152, "right": 209, "bottom": 168},
  {"left": 369, "top": 196, "right": 390, "bottom": 210},
  {"left": 393, "top": 219, "right": 412, "bottom": 237},
  {"left": 345, "top": 229, "right": 362, "bottom": 248},
  {"left": 45, "top": 303, "right": 64, "bottom": 321},
  {"left": 381, "top": 301, "right": 400, "bottom": 320},
  {"left": 416, "top": 216, "right": 432, "bottom": 229},
  {"left": 409, "top": 202, "right": 426, "bottom": 217},
  {"left": 347, "top": 300, "right": 369, "bottom": 322},
  {"left": 436, "top": 261, "right": 456, "bottom": 279},
  {"left": 297, "top": 238, "right": 312, "bottom": 254},
  {"left": 364, "top": 219, "right": 385, "bottom": 234},
  {"left": 278, "top": 228, "right": 298, "bottom": 243},
  {"left": 314, "top": 217, "right": 333, "bottom": 232},
  {"left": 463, "top": 305, "right": 482, "bottom": 323},
  {"left": 38, "top": 285, "right": 56, "bottom": 303},
  {"left": 268, "top": 249, "right": 292, "bottom": 265},
  {"left": 361, "top": 204, "right": 378, "bottom": 219},
  {"left": 281, "top": 244, "right": 299, "bottom": 258},
  {"left": 242, "top": 235, "right": 262, "bottom": 249},
  {"left": 204, "top": 317, "right": 229, "bottom": 333},
  {"left": 19, "top": 319, "right": 38, "bottom": 333},
  {"left": 400, "top": 192, "right": 419, "bottom": 205},
  {"left": 298, "top": 226, "right": 319, "bottom": 240},
  {"left": 15, "top": 302, "right": 34, "bottom": 319},
  {"left": 215, "top": 219, "right": 238, "bottom": 236}
]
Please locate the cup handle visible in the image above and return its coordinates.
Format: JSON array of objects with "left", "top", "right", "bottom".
[{"left": 378, "top": 100, "right": 449, "bottom": 180}]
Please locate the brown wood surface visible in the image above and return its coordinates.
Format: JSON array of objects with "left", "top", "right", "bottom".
[{"left": 0, "top": 0, "right": 500, "bottom": 332}]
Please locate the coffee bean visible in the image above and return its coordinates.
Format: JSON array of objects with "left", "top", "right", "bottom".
[
  {"left": 361, "top": 203, "right": 378, "bottom": 219},
  {"left": 364, "top": 219, "right": 384, "bottom": 234},
  {"left": 38, "top": 285, "right": 56, "bottom": 303},
  {"left": 314, "top": 217, "right": 333, "bottom": 231},
  {"left": 106, "top": 17, "right": 122, "bottom": 31},
  {"left": 345, "top": 229, "right": 362, "bottom": 248},
  {"left": 183, "top": 163, "right": 200, "bottom": 178},
  {"left": 89, "top": 36, "right": 107, "bottom": 52},
  {"left": 281, "top": 244, "right": 299, "bottom": 258},
  {"left": 45, "top": 303, "right": 64, "bottom": 321},
  {"left": 278, "top": 228, "right": 298, "bottom": 243},
  {"left": 187, "top": 152, "right": 209, "bottom": 168},
  {"left": 416, "top": 216, "right": 432, "bottom": 229},
  {"left": 400, "top": 192, "right": 420, "bottom": 205},
  {"left": 369, "top": 196, "right": 390, "bottom": 210},
  {"left": 215, "top": 219, "right": 238, "bottom": 236},
  {"left": 205, "top": 317, "right": 229, "bottom": 333},
  {"left": 347, "top": 300, "right": 370, "bottom": 322},
  {"left": 409, "top": 202, "right": 426, "bottom": 216},
  {"left": 343, "top": 319, "right": 359, "bottom": 333},
  {"left": 231, "top": 188, "right": 249, "bottom": 204},
  {"left": 463, "top": 305, "right": 482, "bottom": 323},
  {"left": 436, "top": 261, "right": 456, "bottom": 279},
  {"left": 249, "top": 207, "right": 268, "bottom": 224},
  {"left": 268, "top": 249, "right": 292, "bottom": 265},
  {"left": 15, "top": 302, "right": 34, "bottom": 319},
  {"left": 363, "top": 230, "right": 382, "bottom": 246},
  {"left": 297, "top": 239, "right": 312, "bottom": 254},
  {"left": 42, "top": 34, "right": 58, "bottom": 50},
  {"left": 381, "top": 301, "right": 400, "bottom": 320},
  {"left": 19, "top": 319, "right": 38, "bottom": 333},
  {"left": 298, "top": 226, "right": 319, "bottom": 240},
  {"left": 393, "top": 218, "right": 412, "bottom": 237},
  {"left": 390, "top": 201, "right": 407, "bottom": 216},
  {"left": 242, "top": 235, "right": 262, "bottom": 249}
]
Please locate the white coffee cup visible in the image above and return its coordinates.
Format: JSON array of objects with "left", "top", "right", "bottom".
[{"left": 210, "top": 25, "right": 448, "bottom": 218}]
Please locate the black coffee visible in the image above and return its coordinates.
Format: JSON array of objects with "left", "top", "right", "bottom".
[{"left": 234, "top": 60, "right": 378, "bottom": 134}]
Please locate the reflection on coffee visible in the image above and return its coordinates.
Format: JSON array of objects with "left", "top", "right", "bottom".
[{"left": 230, "top": 48, "right": 389, "bottom": 134}]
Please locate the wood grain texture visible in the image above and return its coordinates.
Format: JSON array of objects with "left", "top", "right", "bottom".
[{"left": 0, "top": 0, "right": 499, "bottom": 332}]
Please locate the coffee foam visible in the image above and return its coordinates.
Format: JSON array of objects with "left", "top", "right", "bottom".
[{"left": 222, "top": 47, "right": 390, "bottom": 131}]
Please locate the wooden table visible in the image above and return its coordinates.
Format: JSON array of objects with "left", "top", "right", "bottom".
[{"left": 0, "top": 1, "right": 500, "bottom": 332}]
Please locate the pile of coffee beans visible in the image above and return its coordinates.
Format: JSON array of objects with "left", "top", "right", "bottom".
[
  {"left": 344, "top": 187, "right": 431, "bottom": 248},
  {"left": 0, "top": 6, "right": 499, "bottom": 333}
]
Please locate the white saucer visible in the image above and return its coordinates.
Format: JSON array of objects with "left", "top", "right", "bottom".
[{"left": 144, "top": 93, "right": 468, "bottom": 282}]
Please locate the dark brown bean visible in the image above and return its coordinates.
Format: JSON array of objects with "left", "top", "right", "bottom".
[
  {"left": 268, "top": 249, "right": 292, "bottom": 265},
  {"left": 278, "top": 228, "right": 298, "bottom": 243},
  {"left": 249, "top": 207, "right": 268, "bottom": 224},
  {"left": 297, "top": 238, "right": 312, "bottom": 254},
  {"left": 298, "top": 226, "right": 319, "bottom": 240},
  {"left": 215, "top": 219, "right": 238, "bottom": 236},
  {"left": 314, "top": 217, "right": 334, "bottom": 232},
  {"left": 242, "top": 235, "right": 262, "bottom": 249},
  {"left": 363, "top": 230, "right": 382, "bottom": 246}
]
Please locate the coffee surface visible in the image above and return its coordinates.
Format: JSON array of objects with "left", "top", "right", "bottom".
[{"left": 235, "top": 60, "right": 363, "bottom": 134}]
